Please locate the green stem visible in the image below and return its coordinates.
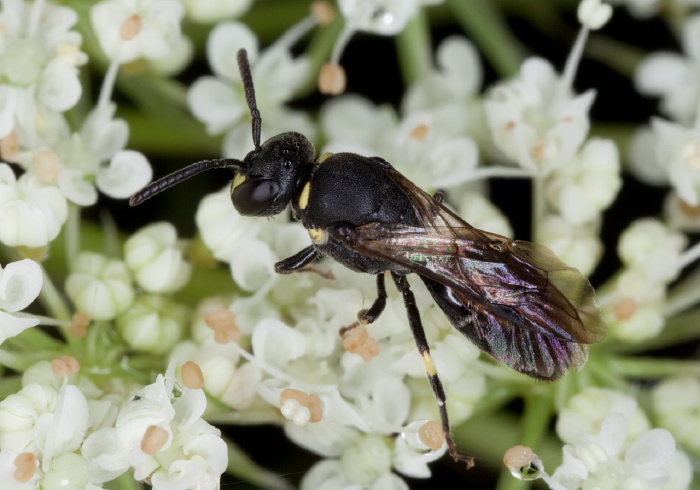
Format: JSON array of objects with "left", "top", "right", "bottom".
[
  {"left": 609, "top": 357, "right": 700, "bottom": 378},
  {"left": 65, "top": 204, "right": 80, "bottom": 271},
  {"left": 224, "top": 435, "right": 296, "bottom": 490},
  {"left": 446, "top": 0, "right": 523, "bottom": 78},
  {"left": 495, "top": 389, "right": 553, "bottom": 490},
  {"left": 531, "top": 175, "right": 546, "bottom": 239},
  {"left": 395, "top": 9, "right": 432, "bottom": 88},
  {"left": 38, "top": 265, "right": 71, "bottom": 323}
]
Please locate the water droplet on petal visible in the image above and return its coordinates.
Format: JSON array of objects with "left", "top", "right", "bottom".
[
  {"left": 401, "top": 419, "right": 444, "bottom": 454},
  {"left": 504, "top": 445, "right": 544, "bottom": 481}
]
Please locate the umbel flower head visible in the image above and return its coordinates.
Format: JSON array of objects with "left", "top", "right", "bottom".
[{"left": 2, "top": 0, "right": 700, "bottom": 488}]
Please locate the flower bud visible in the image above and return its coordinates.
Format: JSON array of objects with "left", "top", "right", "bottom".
[
  {"left": 124, "top": 222, "right": 192, "bottom": 293},
  {"left": 65, "top": 252, "right": 134, "bottom": 321},
  {"left": 116, "top": 295, "right": 187, "bottom": 354}
]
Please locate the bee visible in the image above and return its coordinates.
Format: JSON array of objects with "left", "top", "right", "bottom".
[{"left": 130, "top": 49, "right": 607, "bottom": 468}]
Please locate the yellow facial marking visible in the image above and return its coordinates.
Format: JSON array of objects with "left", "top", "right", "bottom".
[
  {"left": 231, "top": 173, "right": 246, "bottom": 192},
  {"left": 317, "top": 152, "right": 333, "bottom": 163},
  {"left": 422, "top": 351, "right": 437, "bottom": 376},
  {"left": 308, "top": 227, "right": 326, "bottom": 244},
  {"left": 299, "top": 182, "right": 311, "bottom": 210}
]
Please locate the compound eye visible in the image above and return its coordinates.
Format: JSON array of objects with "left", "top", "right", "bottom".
[{"left": 231, "top": 179, "right": 280, "bottom": 216}]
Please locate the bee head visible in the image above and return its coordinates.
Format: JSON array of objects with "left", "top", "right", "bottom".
[{"left": 230, "top": 132, "right": 315, "bottom": 217}]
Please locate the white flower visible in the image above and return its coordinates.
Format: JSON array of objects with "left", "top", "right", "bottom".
[
  {"left": 90, "top": 0, "right": 185, "bottom": 63},
  {"left": 402, "top": 36, "right": 482, "bottom": 115},
  {"left": 576, "top": 0, "right": 613, "bottom": 30},
  {"left": 338, "top": 0, "right": 425, "bottom": 36},
  {"left": 81, "top": 427, "right": 129, "bottom": 484},
  {"left": 187, "top": 21, "right": 314, "bottom": 157},
  {"left": 195, "top": 187, "right": 309, "bottom": 292},
  {"left": 320, "top": 94, "right": 398, "bottom": 158},
  {"left": 181, "top": 0, "right": 252, "bottom": 23},
  {"left": 0, "top": 0, "right": 86, "bottom": 140},
  {"left": 51, "top": 104, "right": 152, "bottom": 206},
  {"left": 65, "top": 252, "right": 134, "bottom": 321},
  {"left": 537, "top": 215, "right": 602, "bottom": 277},
  {"left": 0, "top": 259, "right": 42, "bottom": 344},
  {"left": 36, "top": 383, "right": 90, "bottom": 484},
  {"left": 555, "top": 388, "right": 650, "bottom": 446},
  {"left": 545, "top": 413, "right": 689, "bottom": 489},
  {"left": 634, "top": 13, "right": 700, "bottom": 125},
  {"left": 0, "top": 383, "right": 58, "bottom": 452},
  {"left": 0, "top": 164, "right": 68, "bottom": 247},
  {"left": 115, "top": 367, "right": 227, "bottom": 488},
  {"left": 485, "top": 57, "right": 595, "bottom": 175},
  {"left": 647, "top": 118, "right": 700, "bottom": 206},
  {"left": 457, "top": 193, "right": 513, "bottom": 238},
  {"left": 652, "top": 376, "right": 700, "bottom": 458},
  {"left": 0, "top": 382, "right": 97, "bottom": 488},
  {"left": 124, "top": 222, "right": 192, "bottom": 293},
  {"left": 116, "top": 295, "right": 187, "bottom": 354},
  {"left": 320, "top": 93, "right": 480, "bottom": 192},
  {"left": 605, "top": 0, "right": 660, "bottom": 17},
  {"left": 546, "top": 138, "right": 621, "bottom": 225},
  {"left": 617, "top": 218, "right": 686, "bottom": 284},
  {"left": 603, "top": 268, "right": 666, "bottom": 340}
]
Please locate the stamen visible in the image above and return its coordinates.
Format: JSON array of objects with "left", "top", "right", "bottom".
[
  {"left": 342, "top": 324, "right": 380, "bottom": 361},
  {"left": 51, "top": 356, "right": 80, "bottom": 377},
  {"left": 418, "top": 420, "right": 444, "bottom": 451},
  {"left": 205, "top": 309, "right": 242, "bottom": 344},
  {"left": 0, "top": 133, "right": 19, "bottom": 161},
  {"left": 141, "top": 425, "right": 169, "bottom": 454},
  {"left": 503, "top": 445, "right": 535, "bottom": 468},
  {"left": 13, "top": 452, "right": 37, "bottom": 483},
  {"left": 120, "top": 14, "right": 142, "bottom": 41},
  {"left": 614, "top": 296, "right": 638, "bottom": 321},
  {"left": 319, "top": 62, "right": 347, "bottom": 95},
  {"left": 677, "top": 195, "right": 700, "bottom": 217},
  {"left": 181, "top": 361, "right": 204, "bottom": 389},
  {"left": 31, "top": 150, "right": 61, "bottom": 184},
  {"left": 279, "top": 388, "right": 323, "bottom": 424},
  {"left": 410, "top": 124, "right": 429, "bottom": 140},
  {"left": 504, "top": 445, "right": 544, "bottom": 481},
  {"left": 69, "top": 311, "right": 91, "bottom": 338},
  {"left": 311, "top": 0, "right": 335, "bottom": 25}
]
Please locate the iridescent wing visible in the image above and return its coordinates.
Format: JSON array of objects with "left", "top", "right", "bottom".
[{"left": 329, "top": 164, "right": 606, "bottom": 380}]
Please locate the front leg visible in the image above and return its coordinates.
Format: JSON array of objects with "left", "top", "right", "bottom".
[{"left": 274, "top": 246, "right": 319, "bottom": 274}]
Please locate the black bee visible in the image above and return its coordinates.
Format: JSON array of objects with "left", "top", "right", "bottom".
[{"left": 130, "top": 49, "right": 606, "bottom": 467}]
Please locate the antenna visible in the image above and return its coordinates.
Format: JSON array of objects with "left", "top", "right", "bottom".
[
  {"left": 129, "top": 158, "right": 240, "bottom": 206},
  {"left": 130, "top": 49, "right": 263, "bottom": 207},
  {"left": 237, "top": 49, "right": 262, "bottom": 150}
]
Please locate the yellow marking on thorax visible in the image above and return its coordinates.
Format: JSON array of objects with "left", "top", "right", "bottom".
[
  {"left": 422, "top": 351, "right": 437, "bottom": 376},
  {"left": 308, "top": 227, "right": 326, "bottom": 244},
  {"left": 231, "top": 173, "right": 246, "bottom": 192},
  {"left": 317, "top": 152, "right": 333, "bottom": 163},
  {"left": 299, "top": 182, "right": 311, "bottom": 210}
]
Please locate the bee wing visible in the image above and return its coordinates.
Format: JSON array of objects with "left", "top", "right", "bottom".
[
  {"left": 333, "top": 222, "right": 606, "bottom": 379},
  {"left": 328, "top": 164, "right": 606, "bottom": 378}
]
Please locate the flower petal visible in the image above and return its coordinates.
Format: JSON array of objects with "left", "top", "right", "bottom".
[
  {"left": 0, "top": 259, "right": 42, "bottom": 312},
  {"left": 96, "top": 150, "right": 152, "bottom": 199}
]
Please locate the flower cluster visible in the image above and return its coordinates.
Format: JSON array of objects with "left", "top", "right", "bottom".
[{"left": 1, "top": 0, "right": 700, "bottom": 489}]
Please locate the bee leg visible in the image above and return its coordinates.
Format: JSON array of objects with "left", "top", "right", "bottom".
[
  {"left": 274, "top": 246, "right": 322, "bottom": 274},
  {"left": 358, "top": 272, "right": 387, "bottom": 324},
  {"left": 391, "top": 272, "right": 475, "bottom": 470},
  {"left": 432, "top": 191, "right": 445, "bottom": 204},
  {"left": 339, "top": 273, "right": 387, "bottom": 337}
]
